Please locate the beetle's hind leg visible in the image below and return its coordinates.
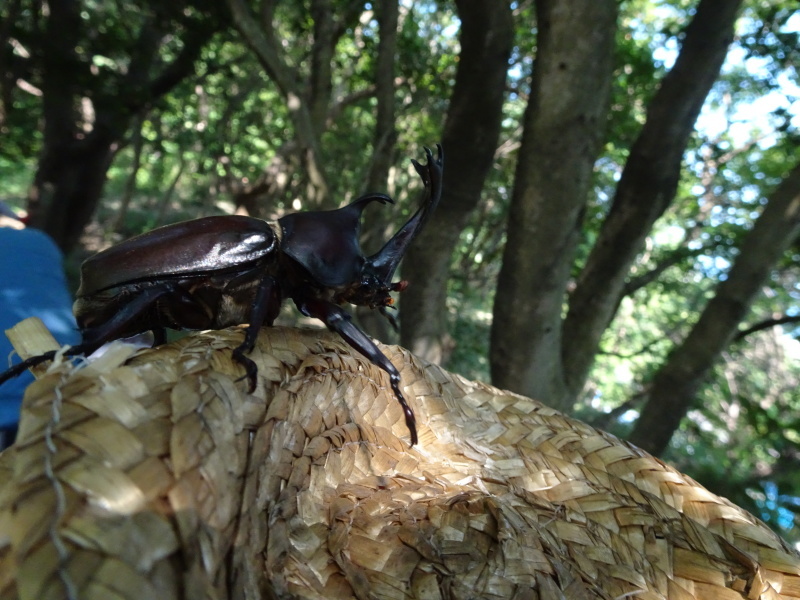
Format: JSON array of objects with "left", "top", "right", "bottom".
[
  {"left": 0, "top": 340, "right": 107, "bottom": 386},
  {"left": 0, "top": 351, "right": 60, "bottom": 385},
  {"left": 77, "top": 284, "right": 182, "bottom": 347},
  {"left": 152, "top": 328, "right": 167, "bottom": 346}
]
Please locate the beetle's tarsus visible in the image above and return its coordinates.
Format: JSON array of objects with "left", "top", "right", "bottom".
[
  {"left": 0, "top": 351, "right": 59, "bottom": 385},
  {"left": 379, "top": 306, "right": 400, "bottom": 332},
  {"left": 231, "top": 346, "right": 258, "bottom": 393},
  {"left": 389, "top": 375, "right": 418, "bottom": 447},
  {"left": 295, "top": 297, "right": 419, "bottom": 445}
]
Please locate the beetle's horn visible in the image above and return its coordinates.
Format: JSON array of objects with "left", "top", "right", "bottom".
[{"left": 367, "top": 144, "right": 443, "bottom": 282}]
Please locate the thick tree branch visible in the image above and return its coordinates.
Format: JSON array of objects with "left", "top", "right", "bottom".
[
  {"left": 628, "top": 160, "right": 800, "bottom": 456},
  {"left": 0, "top": 0, "right": 23, "bottom": 128},
  {"left": 561, "top": 0, "right": 744, "bottom": 407},
  {"left": 226, "top": 0, "right": 330, "bottom": 204},
  {"left": 734, "top": 315, "right": 800, "bottom": 341},
  {"left": 308, "top": 0, "right": 335, "bottom": 132},
  {"left": 326, "top": 85, "right": 377, "bottom": 126},
  {"left": 400, "top": 0, "right": 514, "bottom": 364},
  {"left": 622, "top": 246, "right": 700, "bottom": 297},
  {"left": 363, "top": 0, "right": 398, "bottom": 194},
  {"left": 27, "top": 0, "right": 222, "bottom": 252},
  {"left": 355, "top": 0, "right": 400, "bottom": 341},
  {"left": 146, "top": 17, "right": 220, "bottom": 105}
]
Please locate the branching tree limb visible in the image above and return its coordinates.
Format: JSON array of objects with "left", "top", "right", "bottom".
[
  {"left": 734, "top": 314, "right": 800, "bottom": 342},
  {"left": 356, "top": 0, "right": 400, "bottom": 341},
  {"left": 226, "top": 0, "right": 331, "bottom": 204},
  {"left": 628, "top": 160, "right": 800, "bottom": 456},
  {"left": 26, "top": 0, "right": 222, "bottom": 253},
  {"left": 559, "top": 0, "right": 744, "bottom": 409}
]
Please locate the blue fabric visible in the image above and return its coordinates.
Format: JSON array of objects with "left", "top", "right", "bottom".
[{"left": 0, "top": 228, "right": 80, "bottom": 428}]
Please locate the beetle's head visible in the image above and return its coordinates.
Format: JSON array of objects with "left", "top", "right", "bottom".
[
  {"left": 343, "top": 144, "right": 443, "bottom": 325},
  {"left": 343, "top": 270, "right": 408, "bottom": 307},
  {"left": 279, "top": 145, "right": 443, "bottom": 327},
  {"left": 339, "top": 271, "right": 409, "bottom": 330}
]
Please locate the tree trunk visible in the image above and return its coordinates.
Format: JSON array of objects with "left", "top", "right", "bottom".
[
  {"left": 25, "top": 0, "right": 220, "bottom": 253},
  {"left": 364, "top": 0, "right": 398, "bottom": 202},
  {"left": 399, "top": 0, "right": 514, "bottom": 364},
  {"left": 558, "top": 0, "right": 743, "bottom": 409},
  {"left": 113, "top": 113, "right": 146, "bottom": 233},
  {"left": 155, "top": 155, "right": 187, "bottom": 226},
  {"left": 628, "top": 161, "right": 800, "bottom": 456},
  {"left": 30, "top": 128, "right": 119, "bottom": 252},
  {"left": 356, "top": 0, "right": 399, "bottom": 342},
  {"left": 489, "top": 0, "right": 617, "bottom": 404},
  {"left": 227, "top": 0, "right": 330, "bottom": 206},
  {"left": 0, "top": 0, "right": 22, "bottom": 131}
]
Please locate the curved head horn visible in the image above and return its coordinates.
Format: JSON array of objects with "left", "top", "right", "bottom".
[{"left": 367, "top": 144, "right": 444, "bottom": 282}]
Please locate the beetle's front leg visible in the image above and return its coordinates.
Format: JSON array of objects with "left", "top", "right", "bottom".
[
  {"left": 0, "top": 284, "right": 182, "bottom": 387},
  {"left": 295, "top": 297, "right": 418, "bottom": 446}
]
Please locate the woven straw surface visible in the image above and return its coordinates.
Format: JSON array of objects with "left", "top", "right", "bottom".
[{"left": 0, "top": 319, "right": 798, "bottom": 600}]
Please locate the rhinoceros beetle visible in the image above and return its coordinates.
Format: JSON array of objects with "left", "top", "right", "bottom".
[{"left": 0, "top": 145, "right": 443, "bottom": 445}]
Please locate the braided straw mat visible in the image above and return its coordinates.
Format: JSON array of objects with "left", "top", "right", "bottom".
[{"left": 0, "top": 318, "right": 798, "bottom": 600}]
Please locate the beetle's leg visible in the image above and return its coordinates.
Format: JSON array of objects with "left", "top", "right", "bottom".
[
  {"left": 294, "top": 297, "right": 418, "bottom": 446},
  {"left": 378, "top": 306, "right": 400, "bottom": 332},
  {"left": 1, "top": 287, "right": 182, "bottom": 386},
  {"left": 0, "top": 350, "right": 60, "bottom": 385},
  {"left": 231, "top": 275, "right": 280, "bottom": 392},
  {"left": 79, "top": 284, "right": 179, "bottom": 346},
  {"left": 152, "top": 328, "right": 167, "bottom": 346},
  {"left": 0, "top": 336, "right": 136, "bottom": 386}
]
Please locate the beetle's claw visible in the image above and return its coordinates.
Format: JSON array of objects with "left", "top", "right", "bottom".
[
  {"left": 410, "top": 159, "right": 428, "bottom": 185},
  {"left": 231, "top": 347, "right": 258, "bottom": 393},
  {"left": 389, "top": 375, "right": 418, "bottom": 446},
  {"left": 0, "top": 351, "right": 60, "bottom": 385}
]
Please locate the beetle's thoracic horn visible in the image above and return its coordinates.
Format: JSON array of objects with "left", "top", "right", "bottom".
[
  {"left": 279, "top": 193, "right": 392, "bottom": 288},
  {"left": 367, "top": 144, "right": 444, "bottom": 283}
]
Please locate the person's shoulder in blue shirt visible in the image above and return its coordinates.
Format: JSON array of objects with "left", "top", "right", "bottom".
[{"left": 0, "top": 216, "right": 80, "bottom": 443}]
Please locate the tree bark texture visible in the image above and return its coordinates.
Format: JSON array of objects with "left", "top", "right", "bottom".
[
  {"left": 355, "top": 0, "right": 399, "bottom": 342},
  {"left": 227, "top": 0, "right": 329, "bottom": 205},
  {"left": 559, "top": 0, "right": 744, "bottom": 408},
  {"left": 399, "top": 0, "right": 514, "bottom": 364},
  {"left": 0, "top": 0, "right": 23, "bottom": 131},
  {"left": 628, "top": 161, "right": 800, "bottom": 456},
  {"left": 363, "top": 0, "right": 398, "bottom": 197},
  {"left": 490, "top": 0, "right": 617, "bottom": 406}
]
